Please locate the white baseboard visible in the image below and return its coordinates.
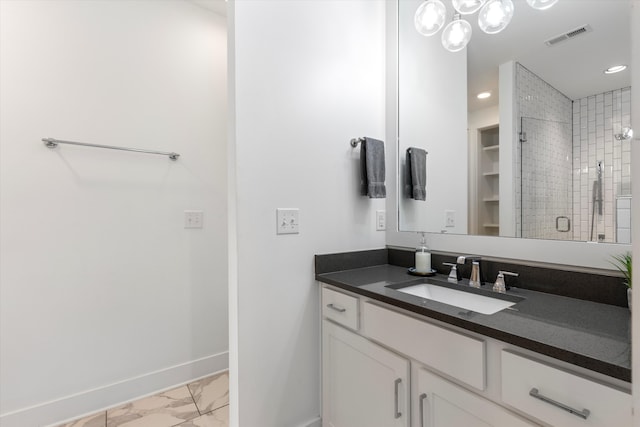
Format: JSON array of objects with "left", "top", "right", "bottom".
[{"left": 0, "top": 351, "right": 228, "bottom": 427}]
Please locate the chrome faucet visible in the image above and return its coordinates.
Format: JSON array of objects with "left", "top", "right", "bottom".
[
  {"left": 469, "top": 262, "right": 481, "bottom": 288},
  {"left": 456, "top": 256, "right": 482, "bottom": 288}
]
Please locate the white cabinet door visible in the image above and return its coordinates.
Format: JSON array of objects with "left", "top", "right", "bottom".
[
  {"left": 322, "top": 320, "right": 410, "bottom": 427},
  {"left": 416, "top": 368, "right": 536, "bottom": 427}
]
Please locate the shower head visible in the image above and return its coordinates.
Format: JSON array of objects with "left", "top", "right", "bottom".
[{"left": 614, "top": 127, "right": 634, "bottom": 141}]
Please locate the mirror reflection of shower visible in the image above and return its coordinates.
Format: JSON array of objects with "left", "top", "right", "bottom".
[
  {"left": 515, "top": 64, "right": 631, "bottom": 243},
  {"left": 519, "top": 116, "right": 573, "bottom": 241}
]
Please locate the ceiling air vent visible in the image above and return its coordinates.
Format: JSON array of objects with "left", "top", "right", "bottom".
[{"left": 545, "top": 25, "right": 592, "bottom": 47}]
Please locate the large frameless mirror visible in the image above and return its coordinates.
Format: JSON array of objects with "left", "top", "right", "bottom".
[{"left": 398, "top": 0, "right": 632, "bottom": 244}]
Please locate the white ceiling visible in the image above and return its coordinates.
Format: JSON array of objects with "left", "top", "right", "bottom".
[{"left": 466, "top": 0, "right": 631, "bottom": 111}]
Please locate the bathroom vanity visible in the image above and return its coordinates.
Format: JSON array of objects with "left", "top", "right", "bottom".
[{"left": 316, "top": 250, "right": 631, "bottom": 427}]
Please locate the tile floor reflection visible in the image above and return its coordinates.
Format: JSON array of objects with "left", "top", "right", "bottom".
[{"left": 55, "top": 371, "right": 229, "bottom": 427}]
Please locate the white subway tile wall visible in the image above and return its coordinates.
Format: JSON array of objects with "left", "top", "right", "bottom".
[{"left": 573, "top": 87, "right": 632, "bottom": 242}]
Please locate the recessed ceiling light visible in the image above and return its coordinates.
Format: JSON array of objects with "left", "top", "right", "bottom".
[
  {"left": 477, "top": 91, "right": 491, "bottom": 99},
  {"left": 604, "top": 65, "right": 627, "bottom": 74}
]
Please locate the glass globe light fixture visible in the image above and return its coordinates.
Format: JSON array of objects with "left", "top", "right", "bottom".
[
  {"left": 415, "top": 0, "right": 447, "bottom": 36},
  {"left": 441, "top": 14, "right": 472, "bottom": 52},
  {"left": 526, "top": 0, "right": 559, "bottom": 10},
  {"left": 478, "top": 0, "right": 514, "bottom": 34},
  {"left": 452, "top": 0, "right": 487, "bottom": 15}
]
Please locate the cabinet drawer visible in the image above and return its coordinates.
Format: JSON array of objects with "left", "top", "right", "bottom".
[
  {"left": 501, "top": 351, "right": 631, "bottom": 427},
  {"left": 362, "top": 302, "right": 485, "bottom": 390},
  {"left": 322, "top": 287, "right": 359, "bottom": 330}
]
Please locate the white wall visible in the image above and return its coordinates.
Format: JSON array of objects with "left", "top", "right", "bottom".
[
  {"left": 0, "top": 2, "right": 228, "bottom": 426},
  {"left": 229, "top": 0, "right": 386, "bottom": 425},
  {"left": 498, "top": 61, "right": 517, "bottom": 237}
]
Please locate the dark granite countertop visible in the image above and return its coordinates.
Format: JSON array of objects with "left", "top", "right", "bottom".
[{"left": 317, "top": 264, "right": 631, "bottom": 382}]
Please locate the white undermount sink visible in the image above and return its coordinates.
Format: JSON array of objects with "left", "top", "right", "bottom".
[{"left": 396, "top": 283, "right": 516, "bottom": 315}]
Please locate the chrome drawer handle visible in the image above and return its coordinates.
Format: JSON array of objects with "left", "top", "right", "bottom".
[
  {"left": 394, "top": 378, "right": 402, "bottom": 419},
  {"left": 529, "top": 388, "right": 590, "bottom": 420},
  {"left": 419, "top": 393, "right": 428, "bottom": 427},
  {"left": 326, "top": 303, "right": 346, "bottom": 313}
]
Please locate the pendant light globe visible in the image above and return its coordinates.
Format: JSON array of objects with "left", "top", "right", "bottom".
[
  {"left": 478, "top": 0, "right": 514, "bottom": 34},
  {"left": 452, "top": 0, "right": 487, "bottom": 15},
  {"left": 441, "top": 15, "right": 472, "bottom": 52},
  {"left": 415, "top": 0, "right": 447, "bottom": 36}
]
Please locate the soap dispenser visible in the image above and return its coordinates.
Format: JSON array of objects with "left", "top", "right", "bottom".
[{"left": 415, "top": 233, "right": 431, "bottom": 274}]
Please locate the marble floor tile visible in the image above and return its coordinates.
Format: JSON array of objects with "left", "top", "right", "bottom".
[
  {"left": 175, "top": 405, "right": 229, "bottom": 427},
  {"left": 106, "top": 386, "right": 199, "bottom": 427},
  {"left": 56, "top": 412, "right": 106, "bottom": 427},
  {"left": 187, "top": 372, "right": 229, "bottom": 415}
]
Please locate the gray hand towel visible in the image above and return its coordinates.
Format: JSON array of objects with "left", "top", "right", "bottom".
[
  {"left": 360, "top": 137, "right": 386, "bottom": 198},
  {"left": 406, "top": 147, "right": 426, "bottom": 201}
]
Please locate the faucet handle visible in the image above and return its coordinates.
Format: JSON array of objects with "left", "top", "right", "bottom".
[
  {"left": 443, "top": 262, "right": 460, "bottom": 282},
  {"left": 493, "top": 271, "right": 519, "bottom": 293}
]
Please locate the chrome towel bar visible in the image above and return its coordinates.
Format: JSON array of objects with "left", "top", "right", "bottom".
[{"left": 42, "top": 137, "right": 180, "bottom": 160}]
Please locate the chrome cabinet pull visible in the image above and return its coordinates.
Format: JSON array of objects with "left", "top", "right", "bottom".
[
  {"left": 326, "top": 303, "right": 346, "bottom": 313},
  {"left": 419, "top": 393, "right": 428, "bottom": 427},
  {"left": 529, "top": 388, "right": 590, "bottom": 420},
  {"left": 394, "top": 378, "right": 402, "bottom": 419}
]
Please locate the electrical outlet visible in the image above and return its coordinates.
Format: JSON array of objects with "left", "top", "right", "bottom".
[
  {"left": 184, "top": 210, "right": 204, "bottom": 229},
  {"left": 445, "top": 210, "right": 455, "bottom": 228},
  {"left": 277, "top": 208, "right": 299, "bottom": 234},
  {"left": 376, "top": 210, "right": 386, "bottom": 231}
]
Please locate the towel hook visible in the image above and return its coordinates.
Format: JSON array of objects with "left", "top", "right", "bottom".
[{"left": 350, "top": 137, "right": 365, "bottom": 147}]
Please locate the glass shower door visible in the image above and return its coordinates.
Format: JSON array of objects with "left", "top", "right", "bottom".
[{"left": 519, "top": 117, "right": 573, "bottom": 240}]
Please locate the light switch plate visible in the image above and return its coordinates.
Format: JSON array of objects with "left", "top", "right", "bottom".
[
  {"left": 277, "top": 208, "right": 299, "bottom": 234},
  {"left": 376, "top": 210, "right": 386, "bottom": 231},
  {"left": 185, "top": 210, "right": 204, "bottom": 229},
  {"left": 445, "top": 210, "right": 455, "bottom": 228}
]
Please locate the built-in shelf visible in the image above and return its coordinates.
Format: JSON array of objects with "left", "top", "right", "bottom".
[{"left": 476, "top": 124, "right": 500, "bottom": 237}]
